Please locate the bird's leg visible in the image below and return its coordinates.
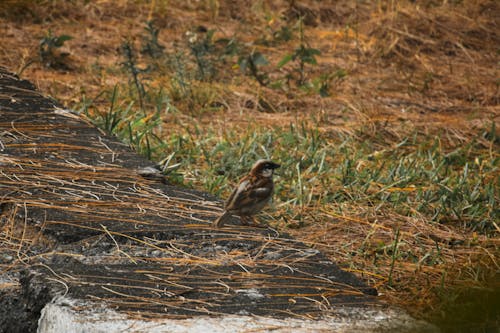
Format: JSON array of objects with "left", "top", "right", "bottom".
[{"left": 240, "top": 216, "right": 265, "bottom": 227}]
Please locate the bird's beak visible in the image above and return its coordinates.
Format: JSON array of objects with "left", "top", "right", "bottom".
[{"left": 271, "top": 162, "right": 280, "bottom": 169}]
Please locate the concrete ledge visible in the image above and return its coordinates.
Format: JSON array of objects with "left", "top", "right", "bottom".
[{"left": 38, "top": 297, "right": 437, "bottom": 333}]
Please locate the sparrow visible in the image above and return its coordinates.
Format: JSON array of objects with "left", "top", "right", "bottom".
[{"left": 213, "top": 159, "right": 280, "bottom": 228}]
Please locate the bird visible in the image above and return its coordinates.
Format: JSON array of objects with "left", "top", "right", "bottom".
[{"left": 213, "top": 159, "right": 280, "bottom": 228}]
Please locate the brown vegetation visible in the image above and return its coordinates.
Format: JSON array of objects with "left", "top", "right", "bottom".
[{"left": 1, "top": 0, "right": 498, "bottom": 328}]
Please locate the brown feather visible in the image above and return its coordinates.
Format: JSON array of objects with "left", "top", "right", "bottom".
[{"left": 212, "top": 159, "right": 279, "bottom": 228}]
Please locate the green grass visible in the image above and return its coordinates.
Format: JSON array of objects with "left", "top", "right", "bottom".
[
  {"left": 77, "top": 79, "right": 498, "bottom": 234},
  {"left": 77, "top": 23, "right": 497, "bottom": 235}
]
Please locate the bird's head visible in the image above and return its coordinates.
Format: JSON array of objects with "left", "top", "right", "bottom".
[{"left": 250, "top": 159, "right": 280, "bottom": 178}]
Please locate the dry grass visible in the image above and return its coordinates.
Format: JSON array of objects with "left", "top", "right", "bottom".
[{"left": 1, "top": 0, "right": 498, "bottom": 327}]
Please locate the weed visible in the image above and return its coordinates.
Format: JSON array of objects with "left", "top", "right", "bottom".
[
  {"left": 277, "top": 18, "right": 321, "bottom": 86},
  {"left": 273, "top": 25, "right": 294, "bottom": 43},
  {"left": 215, "top": 36, "right": 240, "bottom": 59},
  {"left": 141, "top": 20, "right": 165, "bottom": 59},
  {"left": 256, "top": 24, "right": 294, "bottom": 46},
  {"left": 168, "top": 51, "right": 194, "bottom": 105},
  {"left": 187, "top": 29, "right": 216, "bottom": 81},
  {"left": 238, "top": 50, "right": 269, "bottom": 86},
  {"left": 313, "top": 69, "right": 347, "bottom": 97},
  {"left": 121, "top": 41, "right": 148, "bottom": 109},
  {"left": 39, "top": 29, "right": 73, "bottom": 69}
]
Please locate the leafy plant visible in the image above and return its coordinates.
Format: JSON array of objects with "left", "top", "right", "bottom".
[
  {"left": 277, "top": 18, "right": 320, "bottom": 86},
  {"left": 313, "top": 69, "right": 347, "bottom": 97},
  {"left": 273, "top": 25, "right": 294, "bottom": 43},
  {"left": 256, "top": 23, "right": 294, "bottom": 46},
  {"left": 238, "top": 50, "right": 269, "bottom": 86},
  {"left": 39, "top": 29, "right": 73, "bottom": 69},
  {"left": 187, "top": 29, "right": 216, "bottom": 81},
  {"left": 214, "top": 36, "right": 240, "bottom": 59},
  {"left": 141, "top": 20, "right": 165, "bottom": 59},
  {"left": 168, "top": 51, "right": 195, "bottom": 108}
]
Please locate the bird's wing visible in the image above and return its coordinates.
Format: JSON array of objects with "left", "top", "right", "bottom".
[
  {"left": 248, "top": 181, "right": 273, "bottom": 198},
  {"left": 225, "top": 178, "right": 250, "bottom": 209},
  {"left": 226, "top": 177, "right": 272, "bottom": 211}
]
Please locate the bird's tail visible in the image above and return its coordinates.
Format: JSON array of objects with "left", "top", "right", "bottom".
[{"left": 213, "top": 211, "right": 231, "bottom": 228}]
